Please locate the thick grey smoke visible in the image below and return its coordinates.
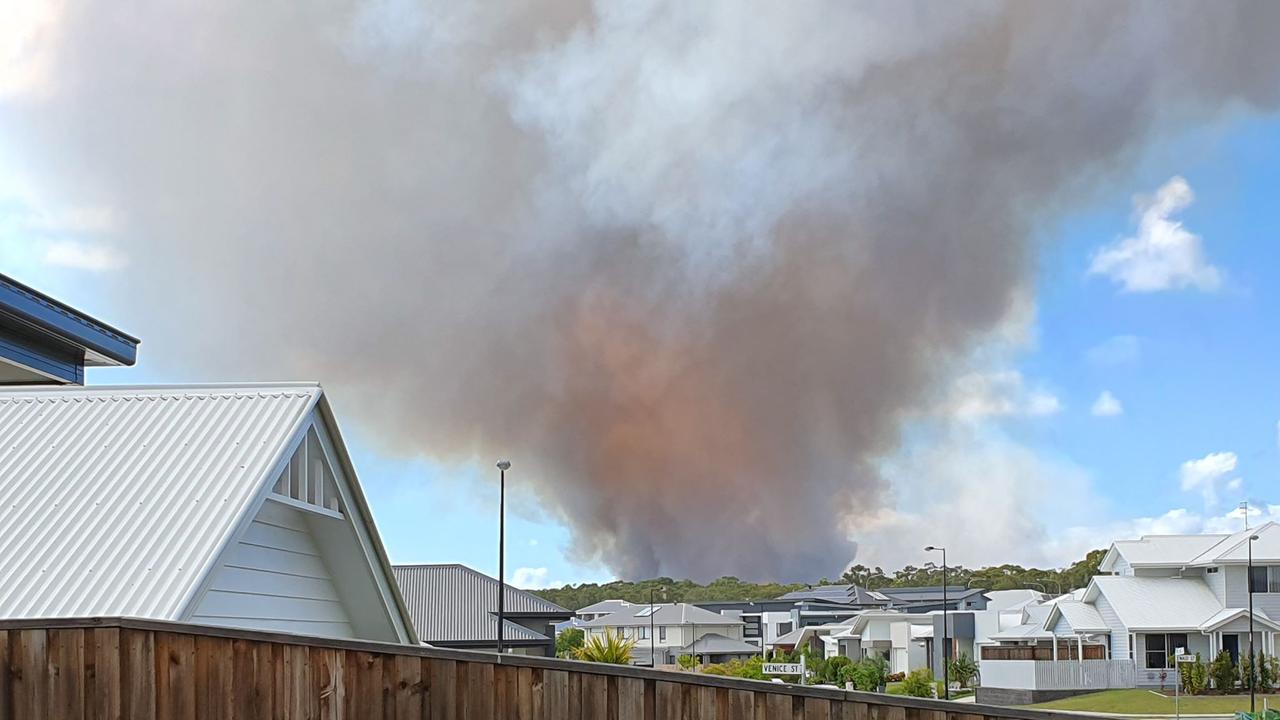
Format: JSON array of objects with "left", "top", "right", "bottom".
[{"left": 3, "top": 1, "right": 1279, "bottom": 580}]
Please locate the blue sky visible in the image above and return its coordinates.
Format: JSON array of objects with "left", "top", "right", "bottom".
[{"left": 3, "top": 4, "right": 1280, "bottom": 587}]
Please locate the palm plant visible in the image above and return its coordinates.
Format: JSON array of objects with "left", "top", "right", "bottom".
[{"left": 575, "top": 630, "right": 638, "bottom": 665}]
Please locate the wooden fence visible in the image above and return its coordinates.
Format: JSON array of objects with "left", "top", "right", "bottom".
[{"left": 0, "top": 618, "right": 1082, "bottom": 720}]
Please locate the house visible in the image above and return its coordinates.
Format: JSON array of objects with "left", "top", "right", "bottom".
[
  {"left": 829, "top": 612, "right": 936, "bottom": 674},
  {"left": 979, "top": 524, "right": 1280, "bottom": 705},
  {"left": 0, "top": 272, "right": 138, "bottom": 384},
  {"left": 579, "top": 602, "right": 753, "bottom": 666},
  {"left": 0, "top": 383, "right": 416, "bottom": 643},
  {"left": 576, "top": 599, "right": 638, "bottom": 622},
  {"left": 693, "top": 599, "right": 807, "bottom": 649},
  {"left": 392, "top": 564, "right": 572, "bottom": 656}
]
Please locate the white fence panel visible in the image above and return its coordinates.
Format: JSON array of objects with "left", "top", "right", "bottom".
[{"left": 1030, "top": 659, "right": 1135, "bottom": 690}]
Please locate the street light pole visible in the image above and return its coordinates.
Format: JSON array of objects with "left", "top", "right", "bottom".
[
  {"left": 926, "top": 545, "right": 949, "bottom": 700},
  {"left": 497, "top": 460, "right": 511, "bottom": 655},
  {"left": 650, "top": 588, "right": 657, "bottom": 667},
  {"left": 1250, "top": 533, "right": 1260, "bottom": 713}
]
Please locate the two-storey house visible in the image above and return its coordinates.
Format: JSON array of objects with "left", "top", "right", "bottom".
[{"left": 579, "top": 602, "right": 757, "bottom": 666}]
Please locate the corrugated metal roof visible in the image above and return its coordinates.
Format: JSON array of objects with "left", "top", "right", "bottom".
[
  {"left": 1051, "top": 601, "right": 1108, "bottom": 633},
  {"left": 392, "top": 564, "right": 571, "bottom": 644},
  {"left": 579, "top": 602, "right": 743, "bottom": 628},
  {"left": 678, "top": 633, "right": 759, "bottom": 655},
  {"left": 1086, "top": 576, "right": 1221, "bottom": 630},
  {"left": 0, "top": 384, "right": 319, "bottom": 620}
]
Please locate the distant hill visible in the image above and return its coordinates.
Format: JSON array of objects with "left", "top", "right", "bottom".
[{"left": 531, "top": 549, "right": 1106, "bottom": 611}]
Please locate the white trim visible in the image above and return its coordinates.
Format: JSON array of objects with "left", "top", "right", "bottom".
[{"left": 266, "top": 493, "right": 344, "bottom": 521}]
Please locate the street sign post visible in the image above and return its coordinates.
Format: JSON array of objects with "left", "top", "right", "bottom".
[
  {"left": 763, "top": 658, "right": 807, "bottom": 685},
  {"left": 1174, "top": 648, "right": 1193, "bottom": 720}
]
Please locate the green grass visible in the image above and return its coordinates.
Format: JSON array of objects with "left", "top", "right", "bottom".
[{"left": 1026, "top": 688, "right": 1280, "bottom": 714}]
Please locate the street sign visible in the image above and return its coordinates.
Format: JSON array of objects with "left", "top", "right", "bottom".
[
  {"left": 763, "top": 663, "right": 804, "bottom": 675},
  {"left": 1176, "top": 654, "right": 1195, "bottom": 663}
]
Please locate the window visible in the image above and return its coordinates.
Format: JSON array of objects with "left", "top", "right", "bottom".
[
  {"left": 1251, "top": 566, "right": 1269, "bottom": 593},
  {"left": 1145, "top": 633, "right": 1166, "bottom": 669},
  {"left": 743, "top": 616, "right": 762, "bottom": 638},
  {"left": 777, "top": 622, "right": 794, "bottom": 637},
  {"left": 639, "top": 626, "right": 648, "bottom": 640},
  {"left": 1207, "top": 567, "right": 1219, "bottom": 574},
  {"left": 1145, "top": 633, "right": 1188, "bottom": 669},
  {"left": 636, "top": 606, "right": 658, "bottom": 617},
  {"left": 659, "top": 627, "right": 666, "bottom": 641}
]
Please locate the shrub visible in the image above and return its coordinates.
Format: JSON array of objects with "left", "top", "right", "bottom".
[
  {"left": 1241, "top": 652, "right": 1258, "bottom": 692},
  {"left": 1209, "top": 650, "right": 1236, "bottom": 692},
  {"left": 821, "top": 656, "right": 853, "bottom": 685},
  {"left": 949, "top": 653, "right": 979, "bottom": 689},
  {"left": 1264, "top": 655, "right": 1280, "bottom": 693},
  {"left": 900, "top": 668, "right": 937, "bottom": 698},
  {"left": 845, "top": 655, "right": 890, "bottom": 692},
  {"left": 1180, "top": 653, "right": 1208, "bottom": 695},
  {"left": 555, "top": 628, "right": 584, "bottom": 658},
  {"left": 677, "top": 654, "right": 697, "bottom": 670},
  {"left": 575, "top": 630, "right": 637, "bottom": 665}
]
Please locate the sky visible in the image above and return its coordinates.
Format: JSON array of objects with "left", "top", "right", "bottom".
[{"left": 2, "top": 2, "right": 1280, "bottom": 589}]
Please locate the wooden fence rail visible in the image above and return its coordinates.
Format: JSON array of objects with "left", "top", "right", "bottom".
[{"left": 0, "top": 618, "right": 1078, "bottom": 720}]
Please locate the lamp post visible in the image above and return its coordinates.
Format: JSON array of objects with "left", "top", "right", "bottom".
[
  {"left": 496, "top": 460, "right": 511, "bottom": 654},
  {"left": 1249, "top": 533, "right": 1260, "bottom": 713},
  {"left": 925, "top": 545, "right": 949, "bottom": 700},
  {"left": 649, "top": 587, "right": 665, "bottom": 667}
]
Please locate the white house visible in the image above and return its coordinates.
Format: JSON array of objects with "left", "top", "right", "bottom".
[
  {"left": 979, "top": 525, "right": 1280, "bottom": 704},
  {"left": 0, "top": 383, "right": 416, "bottom": 643},
  {"left": 579, "top": 602, "right": 754, "bottom": 666}
]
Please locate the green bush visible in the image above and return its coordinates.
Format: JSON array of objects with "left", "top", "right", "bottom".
[
  {"left": 555, "top": 628, "right": 584, "bottom": 658},
  {"left": 1263, "top": 655, "right": 1279, "bottom": 692},
  {"left": 1241, "top": 652, "right": 1258, "bottom": 692},
  {"left": 900, "top": 668, "right": 937, "bottom": 698},
  {"left": 820, "top": 656, "right": 853, "bottom": 685},
  {"left": 575, "top": 631, "right": 637, "bottom": 664},
  {"left": 1209, "top": 650, "right": 1236, "bottom": 692},
  {"left": 677, "top": 654, "right": 697, "bottom": 670},
  {"left": 1179, "top": 653, "right": 1207, "bottom": 695},
  {"left": 949, "top": 653, "right": 979, "bottom": 689}
]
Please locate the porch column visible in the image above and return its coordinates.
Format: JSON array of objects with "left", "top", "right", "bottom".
[
  {"left": 1052, "top": 637, "right": 1058, "bottom": 661},
  {"left": 1078, "top": 634, "right": 1084, "bottom": 668}
]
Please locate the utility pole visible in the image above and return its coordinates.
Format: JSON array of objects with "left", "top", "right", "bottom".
[{"left": 496, "top": 460, "right": 510, "bottom": 654}]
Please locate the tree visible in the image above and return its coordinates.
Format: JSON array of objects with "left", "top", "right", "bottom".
[
  {"left": 849, "top": 655, "right": 890, "bottom": 692},
  {"left": 555, "top": 628, "right": 584, "bottom": 658},
  {"left": 900, "top": 668, "right": 936, "bottom": 698},
  {"left": 575, "top": 630, "right": 637, "bottom": 664},
  {"left": 949, "top": 653, "right": 979, "bottom": 689}
]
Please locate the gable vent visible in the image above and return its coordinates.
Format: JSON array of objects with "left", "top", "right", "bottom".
[{"left": 272, "top": 427, "right": 342, "bottom": 515}]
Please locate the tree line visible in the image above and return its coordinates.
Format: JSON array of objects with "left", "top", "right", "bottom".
[{"left": 531, "top": 548, "right": 1106, "bottom": 611}]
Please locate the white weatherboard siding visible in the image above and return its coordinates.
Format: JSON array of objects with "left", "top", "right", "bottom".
[
  {"left": 1094, "top": 595, "right": 1128, "bottom": 661},
  {"left": 1223, "top": 566, "right": 1248, "bottom": 607},
  {"left": 1206, "top": 568, "right": 1227, "bottom": 604},
  {"left": 191, "top": 500, "right": 354, "bottom": 638}
]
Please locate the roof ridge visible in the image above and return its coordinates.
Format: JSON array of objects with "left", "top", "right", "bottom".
[{"left": 0, "top": 381, "right": 323, "bottom": 394}]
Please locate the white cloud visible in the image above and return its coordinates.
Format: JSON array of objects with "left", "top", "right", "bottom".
[
  {"left": 1090, "top": 391, "right": 1124, "bottom": 417},
  {"left": 1179, "top": 451, "right": 1239, "bottom": 507},
  {"left": 511, "top": 566, "right": 549, "bottom": 588},
  {"left": 0, "top": 0, "right": 62, "bottom": 99},
  {"left": 42, "top": 240, "right": 127, "bottom": 271},
  {"left": 1085, "top": 335, "right": 1140, "bottom": 367},
  {"left": 1088, "top": 176, "right": 1222, "bottom": 293},
  {"left": 942, "top": 371, "right": 1062, "bottom": 420}
]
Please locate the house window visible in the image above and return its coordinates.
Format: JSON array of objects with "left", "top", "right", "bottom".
[
  {"left": 1250, "top": 566, "right": 1269, "bottom": 593},
  {"left": 743, "top": 616, "right": 762, "bottom": 638},
  {"left": 639, "top": 626, "right": 648, "bottom": 640},
  {"left": 1207, "top": 567, "right": 1219, "bottom": 574},
  {"left": 1145, "top": 633, "right": 1188, "bottom": 669},
  {"left": 778, "top": 622, "right": 794, "bottom": 636},
  {"left": 1146, "top": 634, "right": 1166, "bottom": 669},
  {"left": 659, "top": 626, "right": 666, "bottom": 641}
]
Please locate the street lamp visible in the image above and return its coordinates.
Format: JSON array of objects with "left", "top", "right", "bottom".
[
  {"left": 496, "top": 460, "right": 511, "bottom": 654},
  {"left": 1249, "top": 533, "right": 1260, "bottom": 713},
  {"left": 925, "top": 545, "right": 949, "bottom": 700}
]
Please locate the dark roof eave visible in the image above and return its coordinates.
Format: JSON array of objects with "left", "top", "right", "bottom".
[{"left": 0, "top": 274, "right": 139, "bottom": 366}]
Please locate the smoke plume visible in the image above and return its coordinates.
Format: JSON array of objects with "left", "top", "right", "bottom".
[{"left": 3, "top": 1, "right": 1279, "bottom": 580}]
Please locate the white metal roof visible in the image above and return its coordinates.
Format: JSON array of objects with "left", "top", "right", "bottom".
[
  {"left": 0, "top": 382, "right": 422, "bottom": 636},
  {"left": 1199, "top": 607, "right": 1280, "bottom": 632},
  {"left": 1102, "top": 534, "right": 1230, "bottom": 570},
  {"left": 580, "top": 602, "right": 742, "bottom": 628},
  {"left": 392, "top": 564, "right": 570, "bottom": 644},
  {"left": 1188, "top": 522, "right": 1280, "bottom": 565},
  {"left": 1048, "top": 601, "right": 1109, "bottom": 633},
  {"left": 1084, "top": 576, "right": 1222, "bottom": 631}
]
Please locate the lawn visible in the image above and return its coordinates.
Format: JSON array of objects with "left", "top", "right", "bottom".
[{"left": 1026, "top": 688, "right": 1280, "bottom": 715}]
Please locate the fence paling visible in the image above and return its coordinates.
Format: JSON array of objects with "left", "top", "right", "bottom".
[{"left": 0, "top": 617, "right": 1093, "bottom": 720}]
